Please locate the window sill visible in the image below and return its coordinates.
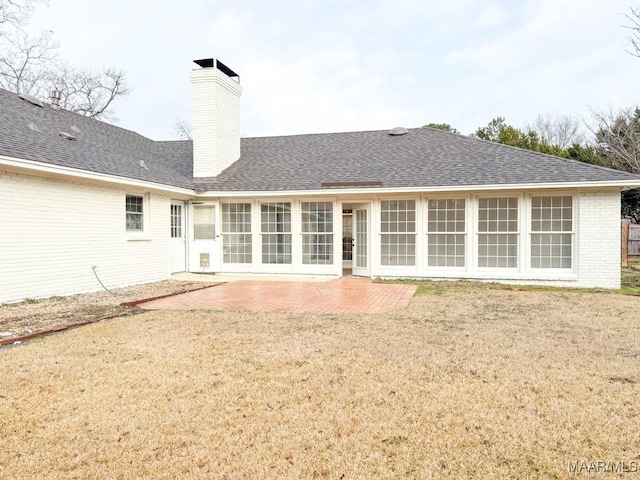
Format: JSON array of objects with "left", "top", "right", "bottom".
[{"left": 126, "top": 233, "right": 152, "bottom": 242}]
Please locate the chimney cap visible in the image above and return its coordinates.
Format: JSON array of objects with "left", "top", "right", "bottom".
[{"left": 193, "top": 58, "right": 239, "bottom": 81}]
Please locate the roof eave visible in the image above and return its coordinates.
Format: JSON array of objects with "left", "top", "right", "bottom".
[
  {"left": 0, "top": 154, "right": 195, "bottom": 196},
  {"left": 194, "top": 180, "right": 640, "bottom": 198}
]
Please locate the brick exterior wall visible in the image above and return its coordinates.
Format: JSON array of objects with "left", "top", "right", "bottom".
[
  {"left": 190, "top": 66, "right": 242, "bottom": 178},
  {"left": 0, "top": 171, "right": 172, "bottom": 303},
  {"left": 575, "top": 190, "right": 621, "bottom": 288}
]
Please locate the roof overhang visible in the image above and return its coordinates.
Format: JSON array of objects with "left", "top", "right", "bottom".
[
  {"left": 4, "top": 153, "right": 640, "bottom": 200},
  {"left": 193, "top": 180, "right": 640, "bottom": 198},
  {"left": 0, "top": 155, "right": 195, "bottom": 197}
]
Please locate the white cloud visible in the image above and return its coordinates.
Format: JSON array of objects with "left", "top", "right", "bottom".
[{"left": 16, "top": 0, "right": 640, "bottom": 139}]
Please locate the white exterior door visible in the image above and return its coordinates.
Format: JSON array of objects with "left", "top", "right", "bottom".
[
  {"left": 170, "top": 200, "right": 186, "bottom": 273},
  {"left": 352, "top": 207, "right": 370, "bottom": 277},
  {"left": 189, "top": 201, "right": 221, "bottom": 272}
]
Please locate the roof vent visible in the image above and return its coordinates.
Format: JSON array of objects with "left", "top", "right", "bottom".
[
  {"left": 389, "top": 127, "right": 409, "bottom": 136},
  {"left": 58, "top": 131, "right": 77, "bottom": 141},
  {"left": 27, "top": 122, "right": 42, "bottom": 132},
  {"left": 50, "top": 90, "right": 62, "bottom": 109},
  {"left": 139, "top": 160, "right": 149, "bottom": 170},
  {"left": 18, "top": 93, "right": 44, "bottom": 108},
  {"left": 70, "top": 125, "right": 81, "bottom": 133}
]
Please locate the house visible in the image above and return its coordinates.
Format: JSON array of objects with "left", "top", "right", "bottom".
[{"left": 1, "top": 58, "right": 640, "bottom": 303}]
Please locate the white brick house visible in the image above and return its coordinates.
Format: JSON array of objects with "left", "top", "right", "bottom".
[{"left": 1, "top": 57, "right": 639, "bottom": 303}]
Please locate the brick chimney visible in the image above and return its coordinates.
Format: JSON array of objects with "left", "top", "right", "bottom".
[{"left": 190, "top": 58, "right": 242, "bottom": 178}]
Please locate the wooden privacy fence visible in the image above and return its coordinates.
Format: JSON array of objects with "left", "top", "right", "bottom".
[{"left": 621, "top": 220, "right": 640, "bottom": 266}]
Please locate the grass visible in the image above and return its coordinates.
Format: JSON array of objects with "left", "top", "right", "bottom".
[
  {"left": 377, "top": 259, "right": 640, "bottom": 297},
  {"left": 1, "top": 286, "right": 639, "bottom": 479},
  {"left": 621, "top": 257, "right": 640, "bottom": 295}
]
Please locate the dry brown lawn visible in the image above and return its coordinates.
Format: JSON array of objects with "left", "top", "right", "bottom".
[
  {"left": 0, "top": 281, "right": 216, "bottom": 340},
  {"left": 1, "top": 285, "right": 639, "bottom": 479}
]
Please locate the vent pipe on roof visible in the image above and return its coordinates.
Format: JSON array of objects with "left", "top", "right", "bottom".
[
  {"left": 389, "top": 127, "right": 409, "bottom": 136},
  {"left": 50, "top": 90, "right": 62, "bottom": 110}
]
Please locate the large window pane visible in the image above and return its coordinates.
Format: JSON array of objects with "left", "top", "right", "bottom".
[
  {"left": 261, "top": 202, "right": 292, "bottom": 264},
  {"left": 478, "top": 198, "right": 518, "bottom": 268},
  {"left": 222, "top": 203, "right": 252, "bottom": 264},
  {"left": 302, "top": 202, "right": 333, "bottom": 264},
  {"left": 427, "top": 198, "right": 466, "bottom": 267},
  {"left": 530, "top": 196, "right": 573, "bottom": 269},
  {"left": 381, "top": 200, "right": 416, "bottom": 266}
]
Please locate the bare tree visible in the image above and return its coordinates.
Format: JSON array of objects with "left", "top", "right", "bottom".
[
  {"left": 50, "top": 65, "right": 129, "bottom": 120},
  {"left": 174, "top": 117, "right": 192, "bottom": 140},
  {"left": 0, "top": 0, "right": 41, "bottom": 31},
  {"left": 0, "top": 29, "right": 57, "bottom": 94},
  {"left": 0, "top": 0, "right": 128, "bottom": 120},
  {"left": 526, "top": 113, "right": 585, "bottom": 150},
  {"left": 625, "top": 7, "right": 640, "bottom": 57},
  {"left": 588, "top": 107, "right": 640, "bottom": 174}
]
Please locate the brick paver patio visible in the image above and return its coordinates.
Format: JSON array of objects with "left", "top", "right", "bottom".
[{"left": 138, "top": 279, "right": 417, "bottom": 314}]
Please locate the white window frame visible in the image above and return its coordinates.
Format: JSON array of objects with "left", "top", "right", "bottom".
[
  {"left": 425, "top": 196, "right": 468, "bottom": 269},
  {"left": 475, "top": 195, "right": 520, "bottom": 271},
  {"left": 527, "top": 194, "right": 576, "bottom": 272},
  {"left": 221, "top": 202, "right": 253, "bottom": 264},
  {"left": 301, "top": 201, "right": 334, "bottom": 265},
  {"left": 125, "top": 193, "right": 150, "bottom": 240},
  {"left": 259, "top": 200, "right": 293, "bottom": 265},
  {"left": 379, "top": 198, "right": 418, "bottom": 268}
]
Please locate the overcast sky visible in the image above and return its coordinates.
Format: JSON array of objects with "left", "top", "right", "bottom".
[{"left": 27, "top": 0, "right": 640, "bottom": 140}]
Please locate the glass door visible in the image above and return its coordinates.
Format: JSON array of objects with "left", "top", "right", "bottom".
[{"left": 352, "top": 207, "right": 370, "bottom": 277}]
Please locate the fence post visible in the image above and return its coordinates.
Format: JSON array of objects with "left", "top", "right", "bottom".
[{"left": 621, "top": 219, "right": 630, "bottom": 268}]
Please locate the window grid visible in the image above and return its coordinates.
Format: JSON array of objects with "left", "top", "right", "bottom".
[
  {"left": 170, "top": 204, "right": 182, "bottom": 238},
  {"left": 355, "top": 209, "right": 368, "bottom": 268},
  {"left": 193, "top": 205, "right": 216, "bottom": 240},
  {"left": 530, "top": 196, "right": 573, "bottom": 269},
  {"left": 381, "top": 234, "right": 415, "bottom": 266},
  {"left": 222, "top": 203, "right": 252, "bottom": 264},
  {"left": 342, "top": 213, "right": 353, "bottom": 261},
  {"left": 126, "top": 195, "right": 143, "bottom": 231},
  {"left": 261, "top": 203, "right": 292, "bottom": 264},
  {"left": 302, "top": 202, "right": 333, "bottom": 265},
  {"left": 427, "top": 198, "right": 466, "bottom": 267},
  {"left": 477, "top": 198, "right": 518, "bottom": 268},
  {"left": 381, "top": 200, "right": 416, "bottom": 266}
]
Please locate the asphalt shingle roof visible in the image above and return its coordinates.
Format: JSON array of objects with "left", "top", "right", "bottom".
[
  {"left": 1, "top": 87, "right": 639, "bottom": 192},
  {"left": 0, "top": 88, "right": 194, "bottom": 189}
]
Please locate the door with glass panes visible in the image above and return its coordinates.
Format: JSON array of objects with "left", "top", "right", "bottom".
[{"left": 352, "top": 206, "right": 370, "bottom": 277}]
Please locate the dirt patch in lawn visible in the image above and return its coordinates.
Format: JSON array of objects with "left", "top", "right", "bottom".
[
  {"left": 0, "top": 281, "right": 218, "bottom": 341},
  {"left": 1, "top": 286, "right": 638, "bottom": 479}
]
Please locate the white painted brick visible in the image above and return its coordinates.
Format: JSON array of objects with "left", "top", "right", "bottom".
[
  {"left": 574, "top": 190, "right": 621, "bottom": 289},
  {"left": 190, "top": 65, "right": 242, "bottom": 178},
  {"left": 0, "top": 171, "right": 172, "bottom": 303}
]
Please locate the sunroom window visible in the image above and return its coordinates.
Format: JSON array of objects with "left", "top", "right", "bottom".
[
  {"left": 301, "top": 202, "right": 333, "bottom": 265},
  {"left": 530, "top": 196, "right": 573, "bottom": 269},
  {"left": 222, "top": 203, "right": 252, "bottom": 264},
  {"left": 427, "top": 198, "right": 466, "bottom": 267},
  {"left": 380, "top": 200, "right": 416, "bottom": 266},
  {"left": 478, "top": 198, "right": 518, "bottom": 268},
  {"left": 261, "top": 202, "right": 292, "bottom": 264}
]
